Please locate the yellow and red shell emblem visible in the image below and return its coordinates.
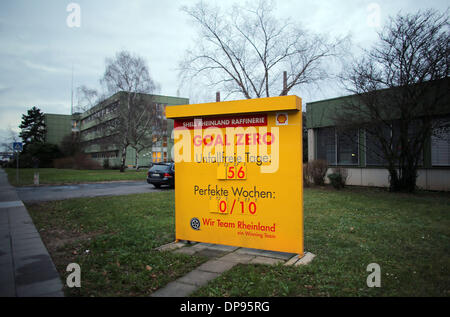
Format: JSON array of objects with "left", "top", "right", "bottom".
[{"left": 277, "top": 114, "right": 287, "bottom": 124}]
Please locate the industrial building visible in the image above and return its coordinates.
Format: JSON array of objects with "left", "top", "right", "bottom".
[{"left": 306, "top": 78, "right": 450, "bottom": 191}]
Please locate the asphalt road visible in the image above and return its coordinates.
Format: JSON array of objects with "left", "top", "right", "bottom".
[{"left": 16, "top": 181, "right": 171, "bottom": 203}]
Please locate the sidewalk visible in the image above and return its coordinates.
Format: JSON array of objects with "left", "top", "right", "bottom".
[{"left": 0, "top": 168, "right": 63, "bottom": 297}]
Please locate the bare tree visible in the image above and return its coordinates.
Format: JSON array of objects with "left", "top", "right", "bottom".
[
  {"left": 129, "top": 100, "right": 167, "bottom": 170},
  {"left": 1, "top": 126, "right": 20, "bottom": 152},
  {"left": 75, "top": 85, "right": 101, "bottom": 113},
  {"left": 179, "top": 0, "right": 348, "bottom": 100},
  {"left": 336, "top": 9, "right": 449, "bottom": 192},
  {"left": 100, "top": 50, "right": 161, "bottom": 172}
]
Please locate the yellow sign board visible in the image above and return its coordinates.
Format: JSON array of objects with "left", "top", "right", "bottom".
[{"left": 166, "top": 95, "right": 303, "bottom": 255}]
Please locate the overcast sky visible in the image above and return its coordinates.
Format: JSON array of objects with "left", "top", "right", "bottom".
[{"left": 0, "top": 0, "right": 448, "bottom": 142}]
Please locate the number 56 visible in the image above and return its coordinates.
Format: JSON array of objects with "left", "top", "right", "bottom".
[{"left": 227, "top": 165, "right": 246, "bottom": 179}]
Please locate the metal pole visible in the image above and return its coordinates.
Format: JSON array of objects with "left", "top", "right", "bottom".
[{"left": 16, "top": 151, "right": 19, "bottom": 184}]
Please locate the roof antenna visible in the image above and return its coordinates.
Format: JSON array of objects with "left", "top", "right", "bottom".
[{"left": 71, "top": 64, "right": 74, "bottom": 115}]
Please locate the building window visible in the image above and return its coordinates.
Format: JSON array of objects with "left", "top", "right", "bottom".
[
  {"left": 365, "top": 125, "right": 390, "bottom": 166},
  {"left": 316, "top": 127, "right": 359, "bottom": 165},
  {"left": 391, "top": 120, "right": 423, "bottom": 166},
  {"left": 337, "top": 128, "right": 359, "bottom": 165},
  {"left": 89, "top": 151, "right": 118, "bottom": 159},
  {"left": 153, "top": 151, "right": 162, "bottom": 163},
  {"left": 316, "top": 127, "right": 336, "bottom": 164},
  {"left": 432, "top": 117, "right": 450, "bottom": 166}
]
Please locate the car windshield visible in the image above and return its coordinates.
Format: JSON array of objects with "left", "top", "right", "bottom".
[{"left": 149, "top": 165, "right": 170, "bottom": 173}]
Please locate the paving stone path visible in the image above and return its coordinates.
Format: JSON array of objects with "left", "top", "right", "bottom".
[
  {"left": 151, "top": 241, "right": 315, "bottom": 297},
  {"left": 0, "top": 169, "right": 63, "bottom": 297}
]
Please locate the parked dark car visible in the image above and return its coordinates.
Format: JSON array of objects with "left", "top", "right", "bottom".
[{"left": 147, "top": 162, "right": 175, "bottom": 188}]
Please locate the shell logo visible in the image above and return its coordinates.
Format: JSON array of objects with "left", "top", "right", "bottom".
[{"left": 276, "top": 113, "right": 288, "bottom": 125}]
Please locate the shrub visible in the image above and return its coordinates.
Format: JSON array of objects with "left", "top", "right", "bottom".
[
  {"left": 307, "top": 159, "right": 328, "bottom": 186},
  {"left": 74, "top": 154, "right": 102, "bottom": 170},
  {"left": 303, "top": 163, "right": 311, "bottom": 187},
  {"left": 53, "top": 154, "right": 102, "bottom": 170},
  {"left": 327, "top": 167, "right": 348, "bottom": 189},
  {"left": 53, "top": 157, "right": 75, "bottom": 169}
]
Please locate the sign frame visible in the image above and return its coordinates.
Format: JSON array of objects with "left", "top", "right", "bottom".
[
  {"left": 13, "top": 142, "right": 23, "bottom": 152},
  {"left": 166, "top": 95, "right": 304, "bottom": 256}
]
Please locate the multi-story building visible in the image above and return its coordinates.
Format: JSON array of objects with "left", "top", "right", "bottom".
[
  {"left": 44, "top": 92, "right": 188, "bottom": 167},
  {"left": 44, "top": 113, "right": 77, "bottom": 146}
]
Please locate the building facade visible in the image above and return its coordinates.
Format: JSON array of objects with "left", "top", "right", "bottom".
[
  {"left": 44, "top": 92, "right": 189, "bottom": 168},
  {"left": 44, "top": 114, "right": 75, "bottom": 146},
  {"left": 306, "top": 79, "right": 450, "bottom": 191}
]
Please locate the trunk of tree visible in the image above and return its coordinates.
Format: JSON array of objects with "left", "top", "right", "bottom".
[
  {"left": 387, "top": 167, "right": 399, "bottom": 192},
  {"left": 398, "top": 164, "right": 418, "bottom": 193},
  {"left": 388, "top": 164, "right": 418, "bottom": 192},
  {"left": 120, "top": 146, "right": 127, "bottom": 173},
  {"left": 135, "top": 149, "right": 140, "bottom": 171}
]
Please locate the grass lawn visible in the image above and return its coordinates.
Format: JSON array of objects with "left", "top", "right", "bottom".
[
  {"left": 27, "top": 187, "right": 450, "bottom": 297},
  {"left": 27, "top": 191, "right": 207, "bottom": 297},
  {"left": 4, "top": 168, "right": 148, "bottom": 186}
]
